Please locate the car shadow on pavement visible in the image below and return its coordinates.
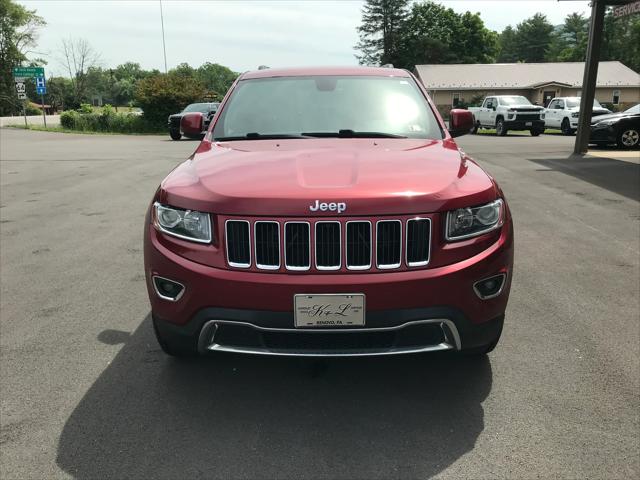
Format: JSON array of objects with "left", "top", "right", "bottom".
[
  {"left": 56, "top": 315, "right": 492, "bottom": 479},
  {"left": 529, "top": 154, "right": 640, "bottom": 202}
]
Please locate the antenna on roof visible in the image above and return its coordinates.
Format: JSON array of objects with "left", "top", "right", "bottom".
[
  {"left": 381, "top": 63, "right": 394, "bottom": 68},
  {"left": 257, "top": 65, "right": 270, "bottom": 70}
]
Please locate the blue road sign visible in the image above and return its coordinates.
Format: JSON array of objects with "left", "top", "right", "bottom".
[{"left": 35, "top": 76, "right": 46, "bottom": 95}]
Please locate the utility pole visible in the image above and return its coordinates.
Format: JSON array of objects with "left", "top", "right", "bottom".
[
  {"left": 574, "top": 0, "right": 606, "bottom": 154},
  {"left": 159, "top": 0, "right": 168, "bottom": 73}
]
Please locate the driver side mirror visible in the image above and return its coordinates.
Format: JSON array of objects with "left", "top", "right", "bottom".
[{"left": 448, "top": 109, "right": 474, "bottom": 138}]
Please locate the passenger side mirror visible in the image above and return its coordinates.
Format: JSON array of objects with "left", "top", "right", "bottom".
[{"left": 448, "top": 109, "right": 474, "bottom": 138}]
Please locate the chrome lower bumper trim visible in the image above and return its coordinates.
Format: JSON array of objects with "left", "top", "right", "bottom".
[{"left": 197, "top": 318, "right": 461, "bottom": 357}]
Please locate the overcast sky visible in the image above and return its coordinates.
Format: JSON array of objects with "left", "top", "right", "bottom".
[{"left": 22, "top": 0, "right": 593, "bottom": 76}]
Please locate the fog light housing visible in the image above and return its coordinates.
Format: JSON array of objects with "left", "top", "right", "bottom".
[
  {"left": 473, "top": 273, "right": 506, "bottom": 300},
  {"left": 152, "top": 276, "right": 185, "bottom": 301}
]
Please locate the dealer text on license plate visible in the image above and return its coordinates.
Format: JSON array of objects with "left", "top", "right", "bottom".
[{"left": 294, "top": 294, "right": 365, "bottom": 327}]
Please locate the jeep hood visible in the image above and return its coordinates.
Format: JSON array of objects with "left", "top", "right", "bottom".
[{"left": 159, "top": 138, "right": 498, "bottom": 216}]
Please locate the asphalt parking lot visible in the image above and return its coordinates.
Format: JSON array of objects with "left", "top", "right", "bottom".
[{"left": 1, "top": 128, "right": 638, "bottom": 479}]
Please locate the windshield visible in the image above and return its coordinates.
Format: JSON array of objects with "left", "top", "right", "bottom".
[
  {"left": 624, "top": 104, "right": 640, "bottom": 114},
  {"left": 565, "top": 98, "right": 603, "bottom": 108},
  {"left": 183, "top": 103, "right": 214, "bottom": 113},
  {"left": 212, "top": 76, "right": 442, "bottom": 140},
  {"left": 499, "top": 96, "right": 531, "bottom": 106}
]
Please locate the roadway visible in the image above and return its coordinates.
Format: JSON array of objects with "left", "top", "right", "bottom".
[{"left": 1, "top": 128, "right": 638, "bottom": 479}]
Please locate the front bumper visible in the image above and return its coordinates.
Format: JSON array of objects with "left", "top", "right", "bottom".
[
  {"left": 145, "top": 218, "right": 513, "bottom": 355},
  {"left": 589, "top": 124, "right": 616, "bottom": 144},
  {"left": 505, "top": 119, "right": 545, "bottom": 130}
]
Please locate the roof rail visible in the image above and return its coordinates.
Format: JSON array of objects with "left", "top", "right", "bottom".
[{"left": 257, "top": 65, "right": 270, "bottom": 70}]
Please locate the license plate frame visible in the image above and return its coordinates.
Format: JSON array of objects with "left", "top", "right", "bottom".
[{"left": 294, "top": 294, "right": 365, "bottom": 328}]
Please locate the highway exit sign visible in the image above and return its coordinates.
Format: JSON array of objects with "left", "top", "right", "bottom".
[{"left": 12, "top": 66, "right": 45, "bottom": 78}]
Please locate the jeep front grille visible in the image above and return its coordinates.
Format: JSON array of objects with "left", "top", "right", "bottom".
[
  {"left": 315, "top": 222, "right": 341, "bottom": 270},
  {"left": 255, "top": 221, "right": 280, "bottom": 269},
  {"left": 224, "top": 217, "right": 431, "bottom": 272},
  {"left": 346, "top": 221, "right": 372, "bottom": 270},
  {"left": 406, "top": 219, "right": 431, "bottom": 267},
  {"left": 284, "top": 222, "right": 311, "bottom": 270},
  {"left": 376, "top": 220, "right": 402, "bottom": 269}
]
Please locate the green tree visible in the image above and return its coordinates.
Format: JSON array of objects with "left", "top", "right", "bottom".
[
  {"left": 356, "top": 0, "right": 410, "bottom": 66},
  {"left": 601, "top": 7, "right": 640, "bottom": 72},
  {"left": 497, "top": 13, "right": 555, "bottom": 63},
  {"left": 135, "top": 72, "right": 205, "bottom": 125},
  {"left": 59, "top": 37, "right": 101, "bottom": 107},
  {"left": 113, "top": 62, "right": 149, "bottom": 82},
  {"left": 497, "top": 26, "right": 519, "bottom": 62},
  {"left": 547, "top": 13, "right": 589, "bottom": 62},
  {"left": 45, "top": 76, "right": 74, "bottom": 111},
  {"left": 398, "top": 2, "right": 497, "bottom": 67},
  {"left": 195, "top": 62, "right": 238, "bottom": 100},
  {"left": 513, "top": 13, "right": 555, "bottom": 62},
  {"left": 170, "top": 62, "right": 196, "bottom": 77},
  {"left": 454, "top": 11, "right": 498, "bottom": 63},
  {"left": 399, "top": 1, "right": 460, "bottom": 66},
  {"left": 0, "top": 0, "right": 45, "bottom": 115}
]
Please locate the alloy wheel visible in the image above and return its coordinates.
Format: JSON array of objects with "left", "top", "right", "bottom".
[{"left": 621, "top": 129, "right": 639, "bottom": 147}]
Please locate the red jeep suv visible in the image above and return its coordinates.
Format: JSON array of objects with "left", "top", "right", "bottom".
[{"left": 144, "top": 66, "right": 514, "bottom": 357}]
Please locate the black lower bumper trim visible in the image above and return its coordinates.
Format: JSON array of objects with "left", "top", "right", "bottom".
[{"left": 152, "top": 307, "right": 504, "bottom": 355}]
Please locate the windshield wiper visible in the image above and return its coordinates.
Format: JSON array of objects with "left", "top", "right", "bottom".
[
  {"left": 215, "top": 132, "right": 312, "bottom": 141},
  {"left": 301, "top": 129, "right": 408, "bottom": 139}
]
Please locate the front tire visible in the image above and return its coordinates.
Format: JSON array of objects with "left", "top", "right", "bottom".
[
  {"left": 152, "top": 316, "right": 198, "bottom": 357},
  {"left": 169, "top": 130, "right": 182, "bottom": 141},
  {"left": 617, "top": 128, "right": 640, "bottom": 149},
  {"left": 561, "top": 118, "right": 574, "bottom": 136},
  {"left": 472, "top": 122, "right": 479, "bottom": 134},
  {"left": 530, "top": 128, "right": 543, "bottom": 137},
  {"left": 496, "top": 118, "right": 507, "bottom": 136}
]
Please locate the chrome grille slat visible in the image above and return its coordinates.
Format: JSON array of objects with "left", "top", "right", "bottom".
[
  {"left": 376, "top": 220, "right": 401, "bottom": 269},
  {"left": 225, "top": 220, "right": 251, "bottom": 268},
  {"left": 315, "top": 222, "right": 341, "bottom": 270},
  {"left": 406, "top": 218, "right": 431, "bottom": 267},
  {"left": 225, "top": 217, "right": 431, "bottom": 271},
  {"left": 255, "top": 221, "right": 280, "bottom": 269},
  {"left": 285, "top": 222, "right": 311, "bottom": 270},
  {"left": 346, "top": 221, "right": 372, "bottom": 270}
]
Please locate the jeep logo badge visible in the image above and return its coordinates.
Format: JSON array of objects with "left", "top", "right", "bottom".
[{"left": 309, "top": 200, "right": 346, "bottom": 213}]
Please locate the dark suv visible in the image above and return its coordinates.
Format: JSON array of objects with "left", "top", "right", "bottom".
[{"left": 168, "top": 102, "right": 219, "bottom": 140}]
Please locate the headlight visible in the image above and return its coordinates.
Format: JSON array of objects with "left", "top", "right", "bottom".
[
  {"left": 446, "top": 199, "right": 504, "bottom": 241},
  {"left": 153, "top": 202, "right": 212, "bottom": 243},
  {"left": 595, "top": 119, "right": 617, "bottom": 126},
  {"left": 572, "top": 112, "right": 579, "bottom": 118}
]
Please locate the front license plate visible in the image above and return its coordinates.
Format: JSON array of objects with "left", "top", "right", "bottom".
[
  {"left": 294, "top": 294, "right": 365, "bottom": 327},
  {"left": 525, "top": 121, "right": 532, "bottom": 126}
]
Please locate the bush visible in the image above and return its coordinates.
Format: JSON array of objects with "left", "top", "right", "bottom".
[
  {"left": 25, "top": 104, "right": 42, "bottom": 115},
  {"left": 135, "top": 73, "right": 205, "bottom": 126},
  {"left": 78, "top": 103, "right": 94, "bottom": 114},
  {"left": 59, "top": 108, "right": 163, "bottom": 134},
  {"left": 60, "top": 110, "right": 79, "bottom": 129}
]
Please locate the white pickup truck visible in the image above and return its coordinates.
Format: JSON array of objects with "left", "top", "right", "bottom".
[
  {"left": 468, "top": 95, "right": 546, "bottom": 136},
  {"left": 544, "top": 97, "right": 611, "bottom": 135}
]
